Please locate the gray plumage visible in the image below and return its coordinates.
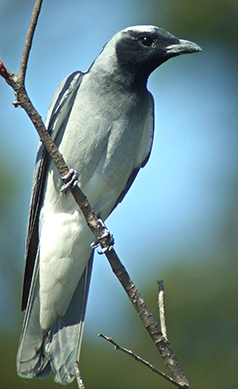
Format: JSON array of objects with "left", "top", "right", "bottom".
[{"left": 16, "top": 25, "right": 201, "bottom": 384}]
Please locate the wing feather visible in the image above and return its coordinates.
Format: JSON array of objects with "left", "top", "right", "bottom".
[
  {"left": 17, "top": 252, "right": 93, "bottom": 384},
  {"left": 21, "top": 71, "right": 83, "bottom": 310},
  {"left": 110, "top": 92, "right": 154, "bottom": 213}
]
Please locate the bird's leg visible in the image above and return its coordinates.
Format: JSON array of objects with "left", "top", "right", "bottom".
[
  {"left": 91, "top": 218, "right": 114, "bottom": 254},
  {"left": 60, "top": 169, "right": 114, "bottom": 253},
  {"left": 60, "top": 168, "right": 79, "bottom": 193}
]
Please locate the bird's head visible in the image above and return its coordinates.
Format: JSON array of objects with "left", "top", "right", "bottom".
[{"left": 91, "top": 25, "right": 201, "bottom": 88}]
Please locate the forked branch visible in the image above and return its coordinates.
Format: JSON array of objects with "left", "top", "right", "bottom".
[
  {"left": 98, "top": 333, "right": 188, "bottom": 388},
  {"left": 0, "top": 1, "right": 193, "bottom": 388}
]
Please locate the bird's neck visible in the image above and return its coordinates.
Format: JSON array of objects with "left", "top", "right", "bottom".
[{"left": 88, "top": 49, "right": 149, "bottom": 93}]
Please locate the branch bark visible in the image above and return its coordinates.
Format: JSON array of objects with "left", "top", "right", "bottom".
[
  {"left": 158, "top": 280, "right": 168, "bottom": 339},
  {"left": 74, "top": 361, "right": 87, "bottom": 389},
  {"left": 1, "top": 1, "right": 193, "bottom": 388},
  {"left": 18, "top": 0, "right": 44, "bottom": 85},
  {"left": 98, "top": 333, "right": 187, "bottom": 388}
]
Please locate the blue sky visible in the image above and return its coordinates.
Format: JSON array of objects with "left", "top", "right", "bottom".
[{"left": 1, "top": 0, "right": 238, "bottom": 338}]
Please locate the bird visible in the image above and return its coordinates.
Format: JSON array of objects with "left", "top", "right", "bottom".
[{"left": 16, "top": 25, "right": 201, "bottom": 384}]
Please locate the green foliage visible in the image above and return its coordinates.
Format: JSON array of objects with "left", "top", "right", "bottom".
[
  {"left": 2, "top": 257, "right": 237, "bottom": 388},
  {"left": 156, "top": 0, "right": 238, "bottom": 46},
  {"left": 0, "top": 158, "right": 16, "bottom": 214},
  {"left": 1, "top": 1, "right": 238, "bottom": 388},
  {"left": 153, "top": 259, "right": 238, "bottom": 388},
  {"left": 80, "top": 258, "right": 238, "bottom": 389}
]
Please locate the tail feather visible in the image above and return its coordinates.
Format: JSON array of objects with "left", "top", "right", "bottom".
[{"left": 17, "top": 252, "right": 94, "bottom": 384}]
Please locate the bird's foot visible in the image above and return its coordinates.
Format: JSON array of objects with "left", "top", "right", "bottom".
[
  {"left": 60, "top": 168, "right": 79, "bottom": 193},
  {"left": 91, "top": 219, "right": 114, "bottom": 255}
]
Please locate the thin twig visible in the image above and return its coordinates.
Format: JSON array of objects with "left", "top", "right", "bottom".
[
  {"left": 98, "top": 333, "right": 188, "bottom": 388},
  {"left": 0, "top": 2, "right": 194, "bottom": 388},
  {"left": 0, "top": 59, "right": 193, "bottom": 389},
  {"left": 74, "top": 361, "right": 87, "bottom": 389},
  {"left": 18, "top": 0, "right": 44, "bottom": 85},
  {"left": 157, "top": 280, "right": 168, "bottom": 339},
  {"left": 104, "top": 251, "right": 193, "bottom": 388}
]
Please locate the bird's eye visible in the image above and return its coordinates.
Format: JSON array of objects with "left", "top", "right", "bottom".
[{"left": 141, "top": 36, "right": 154, "bottom": 47}]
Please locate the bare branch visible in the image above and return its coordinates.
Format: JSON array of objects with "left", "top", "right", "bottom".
[
  {"left": 18, "top": 0, "right": 44, "bottom": 85},
  {"left": 98, "top": 333, "right": 188, "bottom": 388},
  {"left": 74, "top": 361, "right": 87, "bottom": 389},
  {"left": 103, "top": 251, "right": 193, "bottom": 387},
  {"left": 0, "top": 2, "right": 194, "bottom": 388},
  {"left": 157, "top": 280, "right": 168, "bottom": 339}
]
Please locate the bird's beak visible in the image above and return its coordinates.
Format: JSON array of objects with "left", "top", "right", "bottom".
[{"left": 166, "top": 39, "right": 202, "bottom": 56}]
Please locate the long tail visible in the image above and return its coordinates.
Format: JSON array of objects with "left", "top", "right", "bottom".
[{"left": 17, "top": 251, "right": 93, "bottom": 384}]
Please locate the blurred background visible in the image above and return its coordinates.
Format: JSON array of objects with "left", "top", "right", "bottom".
[{"left": 1, "top": 0, "right": 238, "bottom": 388}]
